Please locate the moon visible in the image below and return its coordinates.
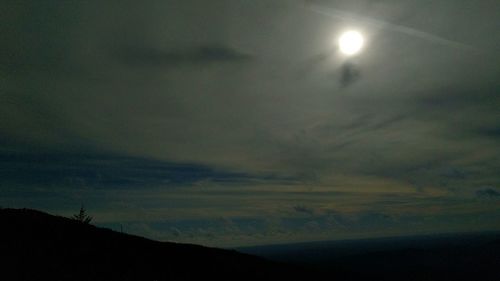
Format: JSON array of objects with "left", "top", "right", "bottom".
[{"left": 338, "top": 31, "right": 365, "bottom": 56}]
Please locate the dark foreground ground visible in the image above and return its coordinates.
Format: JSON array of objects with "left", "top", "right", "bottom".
[
  {"left": 239, "top": 231, "right": 500, "bottom": 281},
  {"left": 1, "top": 208, "right": 499, "bottom": 281},
  {"left": 0, "top": 208, "right": 310, "bottom": 281}
]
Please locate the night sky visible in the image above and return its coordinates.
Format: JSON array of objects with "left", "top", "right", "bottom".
[{"left": 1, "top": 0, "right": 499, "bottom": 247}]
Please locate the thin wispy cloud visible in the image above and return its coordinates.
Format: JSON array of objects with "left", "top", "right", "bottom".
[
  {"left": 117, "top": 45, "right": 253, "bottom": 68},
  {"left": 305, "top": 0, "right": 475, "bottom": 50}
]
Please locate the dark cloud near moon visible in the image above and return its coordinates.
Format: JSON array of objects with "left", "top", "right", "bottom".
[{"left": 339, "top": 62, "right": 361, "bottom": 88}]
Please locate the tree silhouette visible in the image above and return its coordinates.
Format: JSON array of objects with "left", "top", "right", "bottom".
[{"left": 72, "top": 205, "right": 93, "bottom": 224}]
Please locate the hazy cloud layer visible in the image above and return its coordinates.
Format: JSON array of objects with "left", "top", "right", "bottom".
[
  {"left": 476, "top": 188, "right": 500, "bottom": 199},
  {"left": 117, "top": 45, "right": 253, "bottom": 68},
  {"left": 1, "top": 0, "right": 500, "bottom": 246}
]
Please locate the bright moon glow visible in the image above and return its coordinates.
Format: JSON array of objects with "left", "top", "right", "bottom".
[{"left": 338, "top": 31, "right": 364, "bottom": 56}]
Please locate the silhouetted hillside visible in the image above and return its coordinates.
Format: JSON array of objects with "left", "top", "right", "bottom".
[
  {"left": 0, "top": 208, "right": 310, "bottom": 281},
  {"left": 3, "top": 208, "right": 499, "bottom": 281}
]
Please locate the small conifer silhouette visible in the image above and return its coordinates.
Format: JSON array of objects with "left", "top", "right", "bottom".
[{"left": 72, "top": 205, "right": 93, "bottom": 224}]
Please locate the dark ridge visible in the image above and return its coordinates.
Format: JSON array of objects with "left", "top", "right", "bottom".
[
  {"left": 3, "top": 207, "right": 499, "bottom": 281},
  {"left": 239, "top": 232, "right": 500, "bottom": 281},
  {"left": 0, "top": 208, "right": 313, "bottom": 281}
]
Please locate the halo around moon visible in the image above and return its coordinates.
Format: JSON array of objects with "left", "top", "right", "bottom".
[{"left": 338, "top": 31, "right": 364, "bottom": 56}]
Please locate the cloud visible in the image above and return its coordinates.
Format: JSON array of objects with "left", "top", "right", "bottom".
[
  {"left": 293, "top": 205, "right": 316, "bottom": 215},
  {"left": 476, "top": 126, "right": 500, "bottom": 139},
  {"left": 339, "top": 62, "right": 361, "bottom": 88},
  {"left": 0, "top": 145, "right": 284, "bottom": 188},
  {"left": 170, "top": 227, "right": 182, "bottom": 237},
  {"left": 306, "top": 0, "right": 474, "bottom": 50},
  {"left": 476, "top": 188, "right": 500, "bottom": 199},
  {"left": 116, "top": 45, "right": 253, "bottom": 68},
  {"left": 2, "top": 0, "right": 500, "bottom": 246}
]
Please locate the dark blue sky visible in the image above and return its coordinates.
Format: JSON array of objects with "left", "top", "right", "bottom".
[{"left": 1, "top": 0, "right": 499, "bottom": 247}]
